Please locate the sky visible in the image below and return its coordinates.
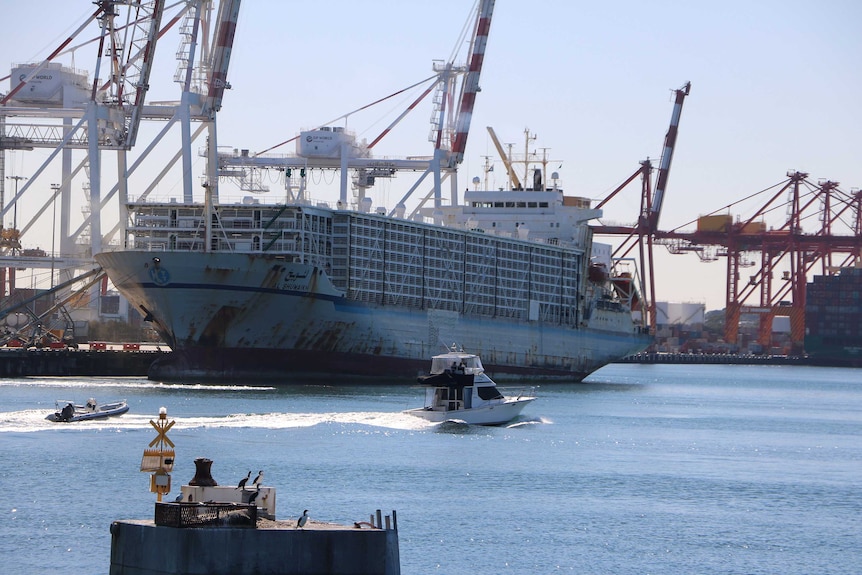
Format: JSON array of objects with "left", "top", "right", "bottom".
[{"left": 1, "top": 0, "right": 860, "bottom": 310}]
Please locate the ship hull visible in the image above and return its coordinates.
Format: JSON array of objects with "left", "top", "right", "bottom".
[{"left": 95, "top": 251, "right": 651, "bottom": 382}]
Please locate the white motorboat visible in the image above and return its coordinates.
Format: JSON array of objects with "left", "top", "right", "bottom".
[
  {"left": 46, "top": 398, "right": 129, "bottom": 422},
  {"left": 405, "top": 346, "right": 535, "bottom": 426}
]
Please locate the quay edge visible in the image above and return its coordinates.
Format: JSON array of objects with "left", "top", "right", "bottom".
[
  {"left": 109, "top": 516, "right": 400, "bottom": 575},
  {"left": 0, "top": 348, "right": 168, "bottom": 377}
]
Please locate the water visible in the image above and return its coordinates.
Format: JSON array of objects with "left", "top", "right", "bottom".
[{"left": 1, "top": 364, "right": 860, "bottom": 574}]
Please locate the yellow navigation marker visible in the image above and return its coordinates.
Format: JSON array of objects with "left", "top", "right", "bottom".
[
  {"left": 149, "top": 418, "right": 175, "bottom": 448},
  {"left": 142, "top": 407, "right": 175, "bottom": 501}
]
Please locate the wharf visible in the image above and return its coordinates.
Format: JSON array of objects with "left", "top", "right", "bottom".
[
  {"left": 110, "top": 513, "right": 400, "bottom": 575},
  {"left": 0, "top": 347, "right": 169, "bottom": 377}
]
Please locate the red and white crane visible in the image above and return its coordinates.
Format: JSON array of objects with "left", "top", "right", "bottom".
[
  {"left": 649, "top": 81, "right": 691, "bottom": 229},
  {"left": 220, "top": 1, "right": 494, "bottom": 215},
  {"left": 592, "top": 82, "right": 692, "bottom": 334},
  {"left": 449, "top": 0, "right": 495, "bottom": 168}
]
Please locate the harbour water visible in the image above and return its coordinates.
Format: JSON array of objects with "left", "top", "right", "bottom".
[{"left": 1, "top": 363, "right": 860, "bottom": 574}]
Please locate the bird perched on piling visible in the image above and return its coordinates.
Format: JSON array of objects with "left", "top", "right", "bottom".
[
  {"left": 296, "top": 509, "right": 309, "bottom": 529},
  {"left": 247, "top": 485, "right": 261, "bottom": 505},
  {"left": 236, "top": 470, "right": 251, "bottom": 490},
  {"left": 174, "top": 493, "right": 183, "bottom": 502},
  {"left": 252, "top": 470, "right": 263, "bottom": 487}
]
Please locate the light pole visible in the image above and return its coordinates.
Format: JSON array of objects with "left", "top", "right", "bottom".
[
  {"left": 5, "top": 175, "right": 26, "bottom": 231},
  {"left": 50, "top": 183, "right": 59, "bottom": 289}
]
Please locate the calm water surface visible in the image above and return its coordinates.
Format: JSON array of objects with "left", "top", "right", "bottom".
[{"left": 1, "top": 364, "right": 860, "bottom": 574}]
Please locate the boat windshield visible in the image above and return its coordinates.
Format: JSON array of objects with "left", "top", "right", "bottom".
[{"left": 477, "top": 386, "right": 504, "bottom": 400}]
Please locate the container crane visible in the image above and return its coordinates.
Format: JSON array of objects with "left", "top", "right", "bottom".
[
  {"left": 655, "top": 172, "right": 862, "bottom": 353},
  {"left": 0, "top": 0, "right": 165, "bottom": 270},
  {"left": 0, "top": 0, "right": 166, "bottom": 341},
  {"left": 0, "top": 1, "right": 244, "bottom": 334},
  {"left": 592, "top": 82, "right": 692, "bottom": 333},
  {"left": 221, "top": 1, "right": 494, "bottom": 216},
  {"left": 449, "top": 0, "right": 495, "bottom": 168},
  {"left": 649, "top": 81, "right": 690, "bottom": 229}
]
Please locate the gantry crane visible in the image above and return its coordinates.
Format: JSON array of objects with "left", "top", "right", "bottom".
[
  {"left": 0, "top": 0, "right": 165, "bottom": 259},
  {"left": 593, "top": 76, "right": 860, "bottom": 353},
  {"left": 218, "top": 0, "right": 495, "bottom": 218},
  {"left": 0, "top": 0, "right": 242, "bottom": 341},
  {"left": 655, "top": 173, "right": 862, "bottom": 353}
]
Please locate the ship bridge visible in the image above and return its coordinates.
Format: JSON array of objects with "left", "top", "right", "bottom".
[{"left": 423, "top": 189, "right": 601, "bottom": 249}]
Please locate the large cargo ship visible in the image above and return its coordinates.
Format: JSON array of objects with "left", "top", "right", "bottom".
[
  {"left": 93, "top": 0, "right": 651, "bottom": 382},
  {"left": 95, "top": 148, "right": 651, "bottom": 382}
]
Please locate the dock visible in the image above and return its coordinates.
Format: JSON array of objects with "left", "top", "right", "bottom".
[
  {"left": 618, "top": 352, "right": 808, "bottom": 365},
  {"left": 0, "top": 347, "right": 169, "bottom": 377},
  {"left": 110, "top": 513, "right": 401, "bottom": 575}
]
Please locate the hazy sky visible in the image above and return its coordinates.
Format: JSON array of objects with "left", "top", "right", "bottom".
[{"left": 1, "top": 0, "right": 860, "bottom": 310}]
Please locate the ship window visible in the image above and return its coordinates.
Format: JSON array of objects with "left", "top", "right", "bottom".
[
  {"left": 505, "top": 202, "right": 515, "bottom": 208},
  {"left": 494, "top": 202, "right": 503, "bottom": 208},
  {"left": 516, "top": 202, "right": 526, "bottom": 208},
  {"left": 528, "top": 202, "right": 537, "bottom": 208},
  {"left": 539, "top": 202, "right": 549, "bottom": 208}
]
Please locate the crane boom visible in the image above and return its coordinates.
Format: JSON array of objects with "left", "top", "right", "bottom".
[
  {"left": 486, "top": 126, "right": 521, "bottom": 189},
  {"left": 124, "top": 0, "right": 166, "bottom": 146},
  {"left": 449, "top": 0, "right": 495, "bottom": 167},
  {"left": 649, "top": 81, "right": 691, "bottom": 228},
  {"left": 203, "top": 0, "right": 241, "bottom": 117}
]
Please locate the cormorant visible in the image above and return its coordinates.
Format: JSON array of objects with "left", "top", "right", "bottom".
[
  {"left": 252, "top": 470, "right": 263, "bottom": 487},
  {"left": 236, "top": 470, "right": 251, "bottom": 490},
  {"left": 296, "top": 509, "right": 309, "bottom": 529},
  {"left": 247, "top": 485, "right": 260, "bottom": 505}
]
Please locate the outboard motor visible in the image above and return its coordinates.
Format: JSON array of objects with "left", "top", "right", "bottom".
[{"left": 60, "top": 403, "right": 75, "bottom": 422}]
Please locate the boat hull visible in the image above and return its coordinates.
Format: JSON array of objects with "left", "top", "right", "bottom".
[
  {"left": 405, "top": 397, "right": 534, "bottom": 426},
  {"left": 95, "top": 251, "right": 651, "bottom": 383},
  {"left": 46, "top": 402, "right": 129, "bottom": 423}
]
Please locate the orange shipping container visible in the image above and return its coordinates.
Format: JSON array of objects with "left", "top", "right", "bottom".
[
  {"left": 697, "top": 215, "right": 732, "bottom": 232},
  {"left": 738, "top": 221, "right": 767, "bottom": 234}
]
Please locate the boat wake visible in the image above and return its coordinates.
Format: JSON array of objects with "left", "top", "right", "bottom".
[
  {"left": 431, "top": 415, "right": 549, "bottom": 434},
  {"left": 0, "top": 409, "right": 433, "bottom": 433},
  {"left": 505, "top": 416, "right": 552, "bottom": 428},
  {"left": 0, "top": 408, "right": 551, "bottom": 433},
  {"left": 0, "top": 379, "right": 276, "bottom": 392}
]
